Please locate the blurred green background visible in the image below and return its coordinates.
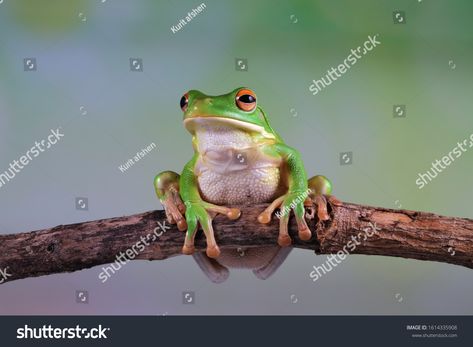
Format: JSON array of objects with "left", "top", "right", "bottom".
[{"left": 0, "top": 0, "right": 472, "bottom": 314}]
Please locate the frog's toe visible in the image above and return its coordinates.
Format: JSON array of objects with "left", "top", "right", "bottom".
[
  {"left": 200, "top": 217, "right": 221, "bottom": 258},
  {"left": 182, "top": 215, "right": 198, "bottom": 255},
  {"left": 257, "top": 212, "right": 272, "bottom": 224},
  {"left": 277, "top": 212, "right": 292, "bottom": 247},
  {"left": 328, "top": 195, "right": 342, "bottom": 206},
  {"left": 298, "top": 224, "right": 312, "bottom": 241},
  {"left": 312, "top": 194, "right": 341, "bottom": 222},
  {"left": 177, "top": 201, "right": 186, "bottom": 214},
  {"left": 203, "top": 202, "right": 241, "bottom": 221},
  {"left": 176, "top": 219, "right": 188, "bottom": 232},
  {"left": 226, "top": 208, "right": 241, "bottom": 220},
  {"left": 278, "top": 234, "right": 292, "bottom": 247},
  {"left": 182, "top": 244, "right": 195, "bottom": 255},
  {"left": 292, "top": 200, "right": 313, "bottom": 241},
  {"left": 163, "top": 200, "right": 186, "bottom": 231},
  {"left": 307, "top": 194, "right": 340, "bottom": 222},
  {"left": 206, "top": 244, "right": 221, "bottom": 259},
  {"left": 164, "top": 209, "right": 174, "bottom": 225},
  {"left": 257, "top": 195, "right": 286, "bottom": 224},
  {"left": 304, "top": 203, "right": 316, "bottom": 220},
  {"left": 314, "top": 195, "right": 330, "bottom": 221}
]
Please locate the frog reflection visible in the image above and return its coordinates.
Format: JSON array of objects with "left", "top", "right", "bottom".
[{"left": 192, "top": 246, "right": 292, "bottom": 283}]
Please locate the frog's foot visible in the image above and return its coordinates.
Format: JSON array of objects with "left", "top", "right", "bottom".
[
  {"left": 257, "top": 191, "right": 312, "bottom": 246},
  {"left": 154, "top": 171, "right": 187, "bottom": 231},
  {"left": 307, "top": 175, "right": 342, "bottom": 221},
  {"left": 183, "top": 201, "right": 241, "bottom": 258}
]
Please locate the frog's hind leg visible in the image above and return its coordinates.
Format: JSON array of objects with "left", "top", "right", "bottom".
[
  {"left": 307, "top": 175, "right": 341, "bottom": 221},
  {"left": 154, "top": 171, "right": 187, "bottom": 231}
]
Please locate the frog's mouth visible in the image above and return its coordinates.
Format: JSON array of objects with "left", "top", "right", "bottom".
[{"left": 184, "top": 116, "right": 275, "bottom": 139}]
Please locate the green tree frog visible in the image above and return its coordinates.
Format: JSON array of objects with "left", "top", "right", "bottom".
[{"left": 154, "top": 87, "right": 339, "bottom": 264}]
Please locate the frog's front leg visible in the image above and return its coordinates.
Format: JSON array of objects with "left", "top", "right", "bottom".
[
  {"left": 180, "top": 156, "right": 241, "bottom": 258},
  {"left": 257, "top": 144, "right": 313, "bottom": 246}
]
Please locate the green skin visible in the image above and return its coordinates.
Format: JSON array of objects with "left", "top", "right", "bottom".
[{"left": 154, "top": 87, "right": 336, "bottom": 259}]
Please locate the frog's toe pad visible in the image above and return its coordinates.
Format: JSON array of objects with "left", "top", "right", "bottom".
[
  {"left": 298, "top": 226, "right": 312, "bottom": 241},
  {"left": 278, "top": 235, "right": 292, "bottom": 247},
  {"left": 257, "top": 212, "right": 272, "bottom": 224},
  {"left": 227, "top": 208, "right": 241, "bottom": 220},
  {"left": 182, "top": 244, "right": 195, "bottom": 255},
  {"left": 206, "top": 245, "right": 221, "bottom": 258},
  {"left": 177, "top": 219, "right": 187, "bottom": 232}
]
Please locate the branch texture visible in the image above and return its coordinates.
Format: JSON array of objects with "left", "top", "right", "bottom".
[{"left": 1, "top": 201, "right": 473, "bottom": 283}]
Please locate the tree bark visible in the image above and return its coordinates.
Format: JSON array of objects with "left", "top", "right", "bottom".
[{"left": 0, "top": 201, "right": 472, "bottom": 284}]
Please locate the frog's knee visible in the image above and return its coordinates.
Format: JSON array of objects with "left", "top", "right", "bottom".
[
  {"left": 308, "top": 175, "right": 332, "bottom": 196},
  {"left": 154, "top": 171, "right": 180, "bottom": 199}
]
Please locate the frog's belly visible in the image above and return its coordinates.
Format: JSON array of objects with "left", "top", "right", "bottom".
[{"left": 197, "top": 167, "right": 281, "bottom": 205}]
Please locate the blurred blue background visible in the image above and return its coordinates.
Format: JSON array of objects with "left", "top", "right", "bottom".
[{"left": 0, "top": 0, "right": 472, "bottom": 314}]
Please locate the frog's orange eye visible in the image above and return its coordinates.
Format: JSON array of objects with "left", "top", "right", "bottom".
[
  {"left": 236, "top": 89, "right": 257, "bottom": 112},
  {"left": 180, "top": 93, "right": 189, "bottom": 112}
]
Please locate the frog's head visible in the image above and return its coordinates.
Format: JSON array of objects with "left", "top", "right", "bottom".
[{"left": 180, "top": 87, "right": 277, "bottom": 140}]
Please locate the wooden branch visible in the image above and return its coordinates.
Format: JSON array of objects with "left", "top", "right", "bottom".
[{"left": 1, "top": 201, "right": 473, "bottom": 283}]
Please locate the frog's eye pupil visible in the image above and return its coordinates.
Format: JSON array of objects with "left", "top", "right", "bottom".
[
  {"left": 180, "top": 94, "right": 189, "bottom": 111},
  {"left": 239, "top": 94, "right": 256, "bottom": 104}
]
